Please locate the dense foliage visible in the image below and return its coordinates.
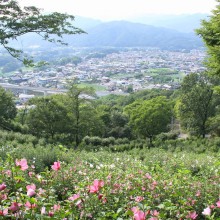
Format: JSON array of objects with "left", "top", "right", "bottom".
[
  {"left": 197, "top": 0, "right": 220, "bottom": 75},
  {"left": 0, "top": 78, "right": 215, "bottom": 147},
  {"left": 0, "top": 87, "right": 17, "bottom": 130},
  {"left": 176, "top": 73, "right": 220, "bottom": 137},
  {"left": 125, "top": 96, "right": 172, "bottom": 145}
]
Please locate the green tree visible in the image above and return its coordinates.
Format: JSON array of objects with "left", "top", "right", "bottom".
[
  {"left": 207, "top": 115, "right": 220, "bottom": 137},
  {"left": 0, "top": 0, "right": 84, "bottom": 64},
  {"left": 78, "top": 104, "right": 105, "bottom": 138},
  {"left": 196, "top": 0, "right": 220, "bottom": 74},
  {"left": 125, "top": 96, "right": 172, "bottom": 145},
  {"left": 0, "top": 86, "right": 16, "bottom": 130},
  {"left": 66, "top": 84, "right": 97, "bottom": 147},
  {"left": 57, "top": 56, "right": 82, "bottom": 66},
  {"left": 108, "top": 110, "right": 131, "bottom": 138},
  {"left": 95, "top": 104, "right": 132, "bottom": 139},
  {"left": 176, "top": 73, "right": 219, "bottom": 138},
  {"left": 26, "top": 96, "right": 70, "bottom": 140}
]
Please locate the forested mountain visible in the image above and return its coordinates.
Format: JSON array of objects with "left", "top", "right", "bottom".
[
  {"left": 68, "top": 20, "right": 203, "bottom": 49},
  {"left": 14, "top": 20, "right": 203, "bottom": 50}
]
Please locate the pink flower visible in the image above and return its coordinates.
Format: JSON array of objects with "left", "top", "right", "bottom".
[
  {"left": 145, "top": 173, "right": 152, "bottom": 179},
  {"left": 53, "top": 204, "right": 61, "bottom": 212},
  {"left": 0, "top": 183, "right": 6, "bottom": 191},
  {"left": 210, "top": 204, "right": 215, "bottom": 209},
  {"left": 152, "top": 181, "right": 157, "bottom": 186},
  {"left": 76, "top": 199, "right": 82, "bottom": 208},
  {"left": 152, "top": 210, "right": 159, "bottom": 216},
  {"left": 25, "top": 201, "right": 37, "bottom": 209},
  {"left": 216, "top": 200, "right": 220, "bottom": 208},
  {"left": 68, "top": 194, "right": 80, "bottom": 201},
  {"left": 196, "top": 190, "right": 201, "bottom": 197},
  {"left": 27, "top": 188, "right": 35, "bottom": 197},
  {"left": 202, "top": 207, "right": 211, "bottom": 216},
  {"left": 26, "top": 184, "right": 36, "bottom": 191},
  {"left": 94, "top": 179, "right": 104, "bottom": 187},
  {"left": 89, "top": 185, "right": 99, "bottom": 193},
  {"left": 0, "top": 193, "right": 7, "bottom": 200},
  {"left": 9, "top": 202, "right": 20, "bottom": 212},
  {"left": 51, "top": 161, "right": 61, "bottom": 171},
  {"left": 26, "top": 184, "right": 36, "bottom": 197},
  {"left": 98, "top": 194, "right": 107, "bottom": 203},
  {"left": 4, "top": 170, "right": 11, "bottom": 176},
  {"left": 135, "top": 196, "right": 144, "bottom": 202},
  {"left": 16, "top": 159, "right": 28, "bottom": 171},
  {"left": 48, "top": 211, "right": 54, "bottom": 217},
  {"left": 186, "top": 211, "right": 198, "bottom": 220},
  {"left": 38, "top": 188, "right": 46, "bottom": 196},
  {"left": 89, "top": 179, "right": 104, "bottom": 193},
  {"left": 131, "top": 207, "right": 146, "bottom": 220},
  {"left": 25, "top": 201, "right": 31, "bottom": 209},
  {"left": 0, "top": 208, "right": 8, "bottom": 216},
  {"left": 28, "top": 172, "right": 34, "bottom": 177},
  {"left": 102, "top": 197, "right": 107, "bottom": 204}
]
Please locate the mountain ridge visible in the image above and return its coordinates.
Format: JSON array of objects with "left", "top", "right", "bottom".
[
  {"left": 9, "top": 16, "right": 204, "bottom": 50},
  {"left": 66, "top": 20, "right": 203, "bottom": 49}
]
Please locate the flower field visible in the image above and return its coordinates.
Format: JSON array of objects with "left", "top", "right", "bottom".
[{"left": 0, "top": 149, "right": 220, "bottom": 219}]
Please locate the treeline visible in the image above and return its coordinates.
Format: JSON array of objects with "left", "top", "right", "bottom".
[{"left": 1, "top": 72, "right": 220, "bottom": 148}]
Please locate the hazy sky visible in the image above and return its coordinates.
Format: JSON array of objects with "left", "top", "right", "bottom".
[{"left": 18, "top": 0, "right": 217, "bottom": 21}]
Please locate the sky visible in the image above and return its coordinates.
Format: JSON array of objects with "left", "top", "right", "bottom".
[{"left": 18, "top": 0, "right": 217, "bottom": 21}]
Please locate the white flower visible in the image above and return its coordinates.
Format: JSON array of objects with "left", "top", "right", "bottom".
[
  {"left": 202, "top": 207, "right": 211, "bottom": 216},
  {"left": 110, "top": 164, "right": 115, "bottom": 169},
  {"left": 41, "top": 207, "right": 46, "bottom": 215}
]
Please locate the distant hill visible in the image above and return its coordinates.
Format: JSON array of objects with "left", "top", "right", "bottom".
[
  {"left": 67, "top": 20, "right": 203, "bottom": 50},
  {"left": 129, "top": 13, "right": 209, "bottom": 33},
  {"left": 8, "top": 19, "right": 203, "bottom": 51}
]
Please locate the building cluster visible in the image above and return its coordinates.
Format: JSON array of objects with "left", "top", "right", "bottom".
[{"left": 1, "top": 48, "right": 206, "bottom": 97}]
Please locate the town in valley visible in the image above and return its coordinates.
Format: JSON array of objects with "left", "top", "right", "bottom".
[{"left": 0, "top": 47, "right": 206, "bottom": 104}]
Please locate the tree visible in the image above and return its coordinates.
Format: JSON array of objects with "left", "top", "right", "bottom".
[
  {"left": 66, "top": 84, "right": 97, "bottom": 147},
  {"left": 176, "top": 73, "right": 219, "bottom": 138},
  {"left": 77, "top": 104, "right": 105, "bottom": 138},
  {"left": 125, "top": 96, "right": 172, "bottom": 145},
  {"left": 26, "top": 96, "right": 70, "bottom": 140},
  {"left": 0, "top": 0, "right": 85, "bottom": 64},
  {"left": 107, "top": 110, "right": 131, "bottom": 138},
  {"left": 0, "top": 86, "right": 16, "bottom": 130},
  {"left": 196, "top": 0, "right": 220, "bottom": 74}
]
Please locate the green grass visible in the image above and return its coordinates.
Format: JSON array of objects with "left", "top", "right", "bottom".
[
  {"left": 147, "top": 68, "right": 176, "bottom": 73},
  {"left": 78, "top": 83, "right": 107, "bottom": 91}
]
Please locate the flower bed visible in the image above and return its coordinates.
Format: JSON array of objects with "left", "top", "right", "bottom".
[{"left": 0, "top": 150, "right": 220, "bottom": 219}]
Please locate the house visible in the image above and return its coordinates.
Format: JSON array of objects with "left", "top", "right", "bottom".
[{"left": 18, "top": 94, "right": 35, "bottom": 103}]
